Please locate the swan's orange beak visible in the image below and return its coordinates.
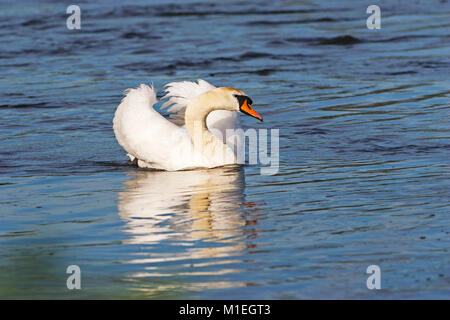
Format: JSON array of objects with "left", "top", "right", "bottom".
[{"left": 240, "top": 99, "right": 263, "bottom": 122}]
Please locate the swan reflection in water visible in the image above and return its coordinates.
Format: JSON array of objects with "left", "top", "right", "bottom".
[{"left": 117, "top": 165, "right": 257, "bottom": 293}]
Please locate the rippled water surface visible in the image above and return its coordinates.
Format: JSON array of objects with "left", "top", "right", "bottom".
[{"left": 1, "top": 0, "right": 449, "bottom": 299}]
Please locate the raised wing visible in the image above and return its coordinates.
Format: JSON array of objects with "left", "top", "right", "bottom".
[
  {"left": 113, "top": 84, "right": 192, "bottom": 170},
  {"left": 161, "top": 79, "right": 216, "bottom": 125}
]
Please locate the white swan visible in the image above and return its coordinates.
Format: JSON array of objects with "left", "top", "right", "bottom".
[{"left": 113, "top": 79, "right": 262, "bottom": 171}]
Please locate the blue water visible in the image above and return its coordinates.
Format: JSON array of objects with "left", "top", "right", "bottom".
[{"left": 0, "top": 0, "right": 449, "bottom": 299}]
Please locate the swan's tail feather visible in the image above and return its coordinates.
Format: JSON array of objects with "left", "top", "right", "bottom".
[
  {"left": 120, "top": 84, "right": 157, "bottom": 111},
  {"left": 113, "top": 84, "right": 158, "bottom": 160}
]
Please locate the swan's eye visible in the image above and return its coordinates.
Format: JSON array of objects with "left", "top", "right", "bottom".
[{"left": 234, "top": 94, "right": 253, "bottom": 107}]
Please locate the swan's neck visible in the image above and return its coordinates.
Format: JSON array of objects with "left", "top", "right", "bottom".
[
  {"left": 185, "top": 96, "right": 218, "bottom": 148},
  {"left": 185, "top": 95, "right": 235, "bottom": 163}
]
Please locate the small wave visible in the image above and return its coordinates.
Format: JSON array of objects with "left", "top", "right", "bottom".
[
  {"left": 0, "top": 102, "right": 54, "bottom": 109},
  {"left": 295, "top": 128, "right": 331, "bottom": 135},
  {"left": 121, "top": 32, "right": 162, "bottom": 39},
  {"left": 247, "top": 17, "right": 337, "bottom": 26},
  {"left": 21, "top": 19, "right": 42, "bottom": 27},
  {"left": 356, "top": 143, "right": 450, "bottom": 155},
  {"left": 317, "top": 35, "right": 363, "bottom": 45},
  {"left": 156, "top": 8, "right": 325, "bottom": 17}
]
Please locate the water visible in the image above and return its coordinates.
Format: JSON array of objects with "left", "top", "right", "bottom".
[{"left": 0, "top": 0, "right": 449, "bottom": 299}]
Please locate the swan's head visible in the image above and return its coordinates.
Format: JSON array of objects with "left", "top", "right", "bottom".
[{"left": 211, "top": 87, "right": 263, "bottom": 122}]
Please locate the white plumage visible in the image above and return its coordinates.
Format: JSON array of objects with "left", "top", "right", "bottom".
[{"left": 113, "top": 79, "right": 261, "bottom": 171}]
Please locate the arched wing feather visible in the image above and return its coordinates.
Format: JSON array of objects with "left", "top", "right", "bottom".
[
  {"left": 161, "top": 79, "right": 216, "bottom": 126},
  {"left": 113, "top": 84, "right": 192, "bottom": 170}
]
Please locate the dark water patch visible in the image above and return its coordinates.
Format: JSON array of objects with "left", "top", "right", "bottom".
[
  {"left": 19, "top": 17, "right": 60, "bottom": 31},
  {"left": 381, "top": 70, "right": 418, "bottom": 76},
  {"left": 59, "top": 37, "right": 117, "bottom": 52},
  {"left": 407, "top": 60, "right": 450, "bottom": 70},
  {"left": 266, "top": 39, "right": 288, "bottom": 47},
  {"left": 0, "top": 150, "right": 26, "bottom": 157},
  {"left": 75, "top": 160, "right": 133, "bottom": 170},
  {"left": 272, "top": 34, "right": 366, "bottom": 46},
  {"left": 0, "top": 102, "right": 56, "bottom": 110},
  {"left": 17, "top": 160, "right": 133, "bottom": 176},
  {"left": 63, "top": 219, "right": 100, "bottom": 224},
  {"left": 130, "top": 48, "right": 159, "bottom": 55},
  {"left": 275, "top": 53, "right": 315, "bottom": 61},
  {"left": 121, "top": 32, "right": 162, "bottom": 40},
  {"left": 80, "top": 28, "right": 113, "bottom": 34},
  {"left": 0, "top": 62, "right": 31, "bottom": 68},
  {"left": 0, "top": 165, "right": 22, "bottom": 176},
  {"left": 320, "top": 88, "right": 450, "bottom": 112},
  {"left": 92, "top": 3, "right": 213, "bottom": 19},
  {"left": 213, "top": 51, "right": 277, "bottom": 63},
  {"left": 60, "top": 124, "right": 102, "bottom": 132},
  {"left": 20, "top": 19, "right": 42, "bottom": 27},
  {"left": 0, "top": 230, "right": 35, "bottom": 238},
  {"left": 206, "top": 52, "right": 312, "bottom": 75},
  {"left": 375, "top": 34, "right": 442, "bottom": 43},
  {"left": 350, "top": 137, "right": 390, "bottom": 144},
  {"left": 355, "top": 143, "right": 450, "bottom": 156},
  {"left": 91, "top": 2, "right": 348, "bottom": 19},
  {"left": 284, "top": 37, "right": 342, "bottom": 45},
  {"left": 380, "top": 60, "right": 450, "bottom": 75},
  {"left": 254, "top": 68, "right": 276, "bottom": 76},
  {"left": 100, "top": 4, "right": 159, "bottom": 18},
  {"left": 288, "top": 34, "right": 448, "bottom": 47},
  {"left": 119, "top": 58, "right": 213, "bottom": 72},
  {"left": 157, "top": 8, "right": 329, "bottom": 17},
  {"left": 247, "top": 17, "right": 340, "bottom": 26},
  {"left": 1, "top": 93, "right": 25, "bottom": 97},
  {"left": 317, "top": 35, "right": 363, "bottom": 45},
  {"left": 47, "top": 47, "right": 79, "bottom": 56},
  {"left": 0, "top": 48, "right": 42, "bottom": 59},
  {"left": 294, "top": 128, "right": 331, "bottom": 135},
  {"left": 209, "top": 68, "right": 280, "bottom": 77},
  {"left": 240, "top": 51, "right": 273, "bottom": 59}
]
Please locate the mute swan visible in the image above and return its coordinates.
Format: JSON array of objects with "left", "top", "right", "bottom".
[{"left": 113, "top": 79, "right": 262, "bottom": 171}]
